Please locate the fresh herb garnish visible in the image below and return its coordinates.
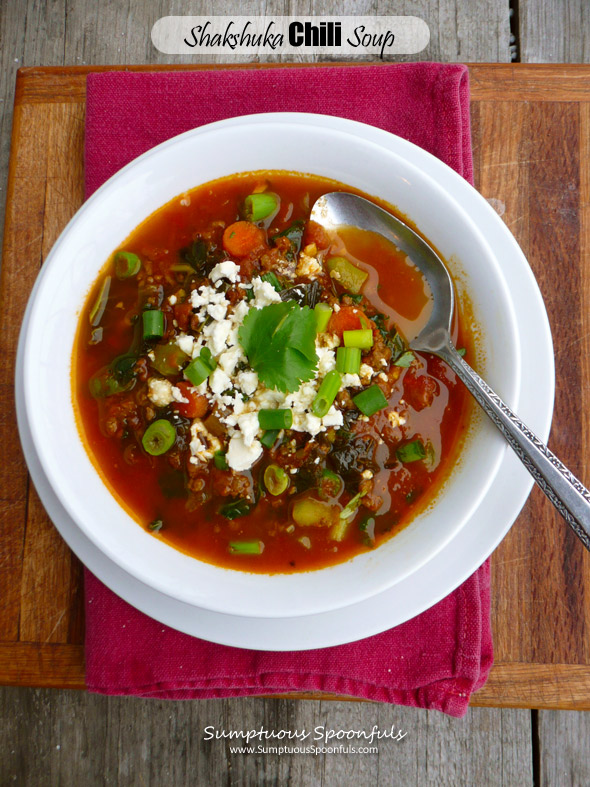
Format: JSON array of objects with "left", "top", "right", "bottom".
[
  {"left": 457, "top": 347, "right": 466, "bottom": 357},
  {"left": 271, "top": 219, "right": 305, "bottom": 260},
  {"left": 260, "top": 271, "right": 283, "bottom": 292},
  {"left": 148, "top": 519, "right": 164, "bottom": 532},
  {"left": 280, "top": 280, "right": 322, "bottom": 309},
  {"left": 180, "top": 237, "right": 226, "bottom": 276},
  {"left": 219, "top": 498, "right": 252, "bottom": 520},
  {"left": 239, "top": 301, "right": 318, "bottom": 393}
]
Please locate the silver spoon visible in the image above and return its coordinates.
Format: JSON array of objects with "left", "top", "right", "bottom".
[{"left": 311, "top": 191, "right": 590, "bottom": 551}]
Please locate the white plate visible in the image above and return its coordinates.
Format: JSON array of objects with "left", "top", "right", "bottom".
[{"left": 15, "top": 114, "right": 554, "bottom": 650}]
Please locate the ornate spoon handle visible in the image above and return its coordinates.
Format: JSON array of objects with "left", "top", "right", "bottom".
[{"left": 437, "top": 344, "right": 590, "bottom": 551}]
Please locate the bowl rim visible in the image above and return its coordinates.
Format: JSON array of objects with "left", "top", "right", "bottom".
[{"left": 19, "top": 112, "right": 542, "bottom": 619}]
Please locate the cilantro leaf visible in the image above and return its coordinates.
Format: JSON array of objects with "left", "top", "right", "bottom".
[{"left": 238, "top": 301, "right": 318, "bottom": 392}]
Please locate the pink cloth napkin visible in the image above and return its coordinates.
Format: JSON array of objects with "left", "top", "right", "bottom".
[{"left": 84, "top": 63, "right": 492, "bottom": 717}]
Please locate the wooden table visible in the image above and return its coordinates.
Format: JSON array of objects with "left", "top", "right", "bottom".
[{"left": 1, "top": 63, "right": 590, "bottom": 710}]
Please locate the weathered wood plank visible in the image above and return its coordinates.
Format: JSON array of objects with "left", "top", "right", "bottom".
[
  {"left": 538, "top": 709, "right": 590, "bottom": 787},
  {"left": 0, "top": 687, "right": 532, "bottom": 786},
  {"left": 520, "top": 0, "right": 590, "bottom": 64}
]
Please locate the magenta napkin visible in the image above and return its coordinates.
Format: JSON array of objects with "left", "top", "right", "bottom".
[{"left": 84, "top": 63, "right": 492, "bottom": 717}]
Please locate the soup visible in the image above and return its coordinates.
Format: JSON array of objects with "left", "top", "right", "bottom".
[{"left": 73, "top": 172, "right": 472, "bottom": 572}]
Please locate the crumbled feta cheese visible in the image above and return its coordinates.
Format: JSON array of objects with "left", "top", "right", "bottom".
[
  {"left": 209, "top": 367, "right": 232, "bottom": 395},
  {"left": 237, "top": 370, "right": 258, "bottom": 396},
  {"left": 236, "top": 411, "right": 260, "bottom": 446},
  {"left": 226, "top": 434, "right": 263, "bottom": 471},
  {"left": 296, "top": 251, "right": 321, "bottom": 279},
  {"left": 251, "top": 277, "right": 282, "bottom": 308},
  {"left": 361, "top": 469, "right": 374, "bottom": 480},
  {"left": 189, "top": 419, "right": 222, "bottom": 464},
  {"left": 209, "top": 260, "right": 240, "bottom": 284},
  {"left": 378, "top": 372, "right": 388, "bottom": 382},
  {"left": 333, "top": 302, "right": 341, "bottom": 312},
  {"left": 387, "top": 410, "right": 407, "bottom": 428},
  {"left": 176, "top": 333, "right": 194, "bottom": 356},
  {"left": 203, "top": 319, "right": 232, "bottom": 355},
  {"left": 147, "top": 378, "right": 174, "bottom": 407},
  {"left": 341, "top": 373, "right": 361, "bottom": 389},
  {"left": 317, "top": 347, "right": 336, "bottom": 376},
  {"left": 207, "top": 302, "right": 228, "bottom": 321},
  {"left": 322, "top": 406, "right": 344, "bottom": 429},
  {"left": 359, "top": 363, "right": 375, "bottom": 384},
  {"left": 218, "top": 345, "right": 245, "bottom": 376},
  {"left": 317, "top": 332, "right": 340, "bottom": 349},
  {"left": 171, "top": 386, "right": 189, "bottom": 404},
  {"left": 168, "top": 294, "right": 177, "bottom": 305}
]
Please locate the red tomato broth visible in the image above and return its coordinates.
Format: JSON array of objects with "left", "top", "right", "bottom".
[{"left": 73, "top": 171, "right": 474, "bottom": 573}]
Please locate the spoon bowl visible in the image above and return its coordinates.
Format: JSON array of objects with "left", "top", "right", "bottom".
[{"left": 312, "top": 191, "right": 590, "bottom": 551}]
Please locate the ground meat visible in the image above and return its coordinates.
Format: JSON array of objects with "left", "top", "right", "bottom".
[
  {"left": 336, "top": 390, "right": 356, "bottom": 410},
  {"left": 359, "top": 478, "right": 383, "bottom": 512},
  {"left": 101, "top": 394, "right": 141, "bottom": 439},
  {"left": 211, "top": 467, "right": 252, "bottom": 499},
  {"left": 363, "top": 329, "right": 392, "bottom": 369}
]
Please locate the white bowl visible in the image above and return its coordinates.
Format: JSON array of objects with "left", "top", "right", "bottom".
[{"left": 21, "top": 113, "right": 527, "bottom": 619}]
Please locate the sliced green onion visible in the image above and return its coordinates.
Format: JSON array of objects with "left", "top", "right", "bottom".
[
  {"left": 330, "top": 518, "right": 349, "bottom": 542},
  {"left": 229, "top": 540, "right": 264, "bottom": 555},
  {"left": 244, "top": 192, "right": 278, "bottom": 221},
  {"left": 89, "top": 276, "right": 111, "bottom": 327},
  {"left": 397, "top": 439, "right": 427, "bottom": 463},
  {"left": 343, "top": 328, "right": 373, "bottom": 350},
  {"left": 314, "top": 302, "right": 333, "bottom": 333},
  {"left": 213, "top": 451, "right": 228, "bottom": 470},
  {"left": 200, "top": 347, "right": 217, "bottom": 370},
  {"left": 258, "top": 409, "right": 293, "bottom": 430},
  {"left": 260, "top": 429, "right": 280, "bottom": 449},
  {"left": 311, "top": 370, "right": 341, "bottom": 418},
  {"left": 326, "top": 256, "right": 368, "bottom": 294},
  {"left": 339, "top": 490, "right": 367, "bottom": 520},
  {"left": 336, "top": 346, "right": 361, "bottom": 374},
  {"left": 260, "top": 271, "right": 282, "bottom": 292},
  {"left": 292, "top": 497, "right": 337, "bottom": 527},
  {"left": 394, "top": 351, "right": 414, "bottom": 368},
  {"left": 142, "top": 309, "right": 164, "bottom": 340},
  {"left": 319, "top": 468, "right": 343, "bottom": 498},
  {"left": 264, "top": 464, "right": 290, "bottom": 496},
  {"left": 219, "top": 498, "right": 252, "bottom": 520},
  {"left": 184, "top": 357, "right": 214, "bottom": 387},
  {"left": 114, "top": 251, "right": 141, "bottom": 279},
  {"left": 142, "top": 419, "right": 176, "bottom": 456},
  {"left": 359, "top": 515, "right": 376, "bottom": 547},
  {"left": 353, "top": 385, "right": 388, "bottom": 416}
]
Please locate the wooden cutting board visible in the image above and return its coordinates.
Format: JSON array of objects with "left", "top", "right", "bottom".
[{"left": 2, "top": 63, "right": 590, "bottom": 708}]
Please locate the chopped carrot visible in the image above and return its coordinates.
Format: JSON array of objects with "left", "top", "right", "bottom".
[{"left": 222, "top": 221, "right": 266, "bottom": 257}]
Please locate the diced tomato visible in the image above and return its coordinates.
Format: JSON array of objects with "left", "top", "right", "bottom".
[
  {"left": 327, "top": 306, "right": 363, "bottom": 338},
  {"left": 303, "top": 220, "right": 330, "bottom": 250},
  {"left": 173, "top": 382, "right": 209, "bottom": 419},
  {"left": 403, "top": 372, "right": 438, "bottom": 411}
]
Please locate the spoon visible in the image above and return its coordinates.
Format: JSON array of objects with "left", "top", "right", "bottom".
[{"left": 311, "top": 192, "right": 590, "bottom": 551}]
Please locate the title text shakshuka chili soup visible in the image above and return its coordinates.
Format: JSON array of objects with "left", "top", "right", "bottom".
[{"left": 73, "top": 172, "right": 473, "bottom": 573}]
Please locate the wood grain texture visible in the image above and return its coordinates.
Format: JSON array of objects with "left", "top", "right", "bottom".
[
  {"left": 520, "top": 0, "right": 590, "bottom": 63},
  {"left": 0, "top": 687, "right": 533, "bottom": 786},
  {"left": 538, "top": 709, "right": 590, "bottom": 786}
]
